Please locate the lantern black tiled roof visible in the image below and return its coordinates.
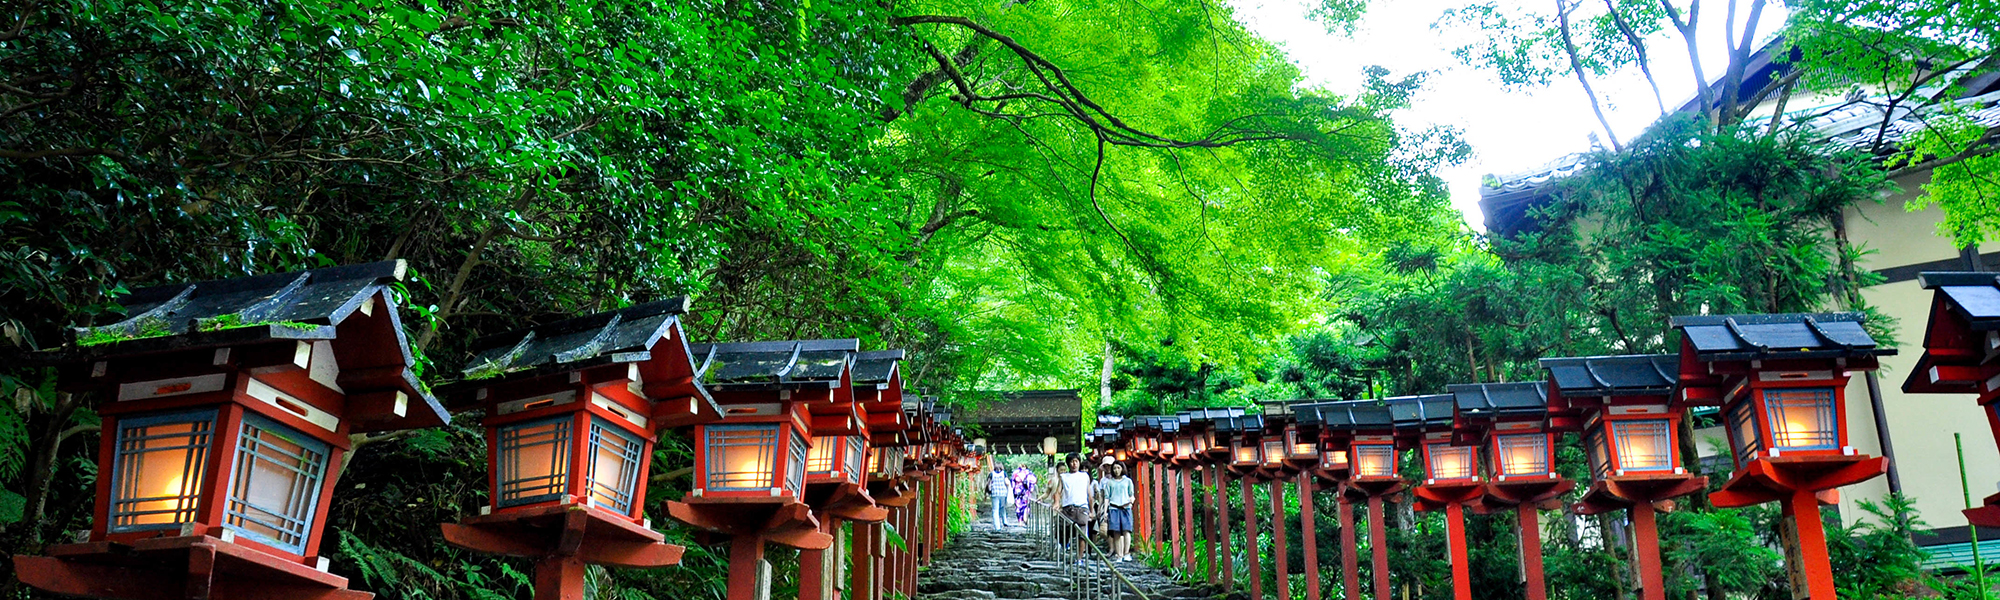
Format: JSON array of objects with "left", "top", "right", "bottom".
[
  {"left": 1215, "top": 414, "right": 1264, "bottom": 434},
  {"left": 1920, "top": 272, "right": 2000, "bottom": 329},
  {"left": 1539, "top": 354, "right": 1679, "bottom": 397},
  {"left": 1447, "top": 382, "right": 1549, "bottom": 419},
  {"left": 70, "top": 260, "right": 404, "bottom": 356},
  {"left": 852, "top": 350, "right": 906, "bottom": 385},
  {"left": 957, "top": 390, "right": 1083, "bottom": 423},
  {"left": 1310, "top": 401, "right": 1395, "bottom": 430},
  {"left": 461, "top": 298, "right": 696, "bottom": 379},
  {"left": 1386, "top": 394, "right": 1457, "bottom": 430},
  {"left": 1179, "top": 407, "right": 1244, "bottom": 429},
  {"left": 689, "top": 339, "right": 858, "bottom": 388},
  {"left": 1671, "top": 313, "right": 1893, "bottom": 361},
  {"left": 60, "top": 260, "right": 447, "bottom": 433}
]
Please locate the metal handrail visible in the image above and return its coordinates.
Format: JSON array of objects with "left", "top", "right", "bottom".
[{"left": 1027, "top": 498, "right": 1153, "bottom": 600}]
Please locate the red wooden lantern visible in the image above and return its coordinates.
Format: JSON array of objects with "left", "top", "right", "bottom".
[
  {"left": 1904, "top": 272, "right": 2000, "bottom": 525},
  {"left": 16, "top": 261, "right": 450, "bottom": 600},
  {"left": 433, "top": 298, "right": 716, "bottom": 598},
  {"left": 667, "top": 339, "right": 858, "bottom": 600},
  {"left": 849, "top": 351, "right": 909, "bottom": 600},
  {"left": 1449, "top": 382, "right": 1574, "bottom": 600},
  {"left": 1541, "top": 353, "right": 1705, "bottom": 600},
  {"left": 1391, "top": 394, "right": 1481, "bottom": 600},
  {"left": 797, "top": 350, "right": 901, "bottom": 600},
  {"left": 1672, "top": 313, "right": 1891, "bottom": 600}
]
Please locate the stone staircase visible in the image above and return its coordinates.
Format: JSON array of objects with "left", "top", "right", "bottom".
[{"left": 915, "top": 519, "right": 1233, "bottom": 600}]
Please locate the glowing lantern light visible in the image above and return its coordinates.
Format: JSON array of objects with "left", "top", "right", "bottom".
[{"left": 1449, "top": 382, "right": 1572, "bottom": 600}]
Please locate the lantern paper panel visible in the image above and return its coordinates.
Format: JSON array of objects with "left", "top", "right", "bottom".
[
  {"left": 1353, "top": 444, "right": 1397, "bottom": 478},
  {"left": 110, "top": 409, "right": 216, "bottom": 532},
  {"left": 497, "top": 416, "right": 574, "bottom": 507},
  {"left": 1321, "top": 449, "right": 1349, "bottom": 470},
  {"left": 224, "top": 414, "right": 331, "bottom": 554},
  {"left": 1261, "top": 440, "right": 1285, "bottom": 466},
  {"left": 1493, "top": 433, "right": 1550, "bottom": 477},
  {"left": 1764, "top": 388, "right": 1837, "bottom": 450},
  {"left": 586, "top": 419, "right": 645, "bottom": 514},
  {"left": 1425, "top": 443, "right": 1476, "bottom": 481},
  {"left": 705, "top": 423, "right": 785, "bottom": 492},
  {"left": 1233, "top": 440, "right": 1260, "bottom": 466},
  {"left": 1288, "top": 428, "right": 1316, "bottom": 458},
  {"left": 1610, "top": 420, "right": 1673, "bottom": 472}
]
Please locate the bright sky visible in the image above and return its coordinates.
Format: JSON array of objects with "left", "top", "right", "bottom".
[{"left": 1230, "top": 0, "right": 1785, "bottom": 230}]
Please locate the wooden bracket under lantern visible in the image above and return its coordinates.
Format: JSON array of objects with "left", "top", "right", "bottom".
[
  {"left": 431, "top": 299, "right": 718, "bottom": 596},
  {"left": 15, "top": 260, "right": 450, "bottom": 600}
]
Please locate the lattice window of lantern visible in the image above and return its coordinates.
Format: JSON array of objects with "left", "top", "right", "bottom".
[
  {"left": 499, "top": 415, "right": 573, "bottom": 506},
  {"left": 785, "top": 431, "right": 808, "bottom": 494},
  {"left": 1496, "top": 433, "right": 1549, "bottom": 476},
  {"left": 586, "top": 418, "right": 643, "bottom": 514},
  {"left": 1611, "top": 420, "right": 1672, "bottom": 471},
  {"left": 807, "top": 435, "right": 840, "bottom": 475},
  {"left": 1728, "top": 401, "right": 1762, "bottom": 466},
  {"left": 844, "top": 436, "right": 866, "bottom": 483},
  {"left": 1764, "top": 388, "right": 1837, "bottom": 450},
  {"left": 110, "top": 409, "right": 217, "bottom": 532},
  {"left": 225, "top": 414, "right": 330, "bottom": 553},
  {"left": 1354, "top": 444, "right": 1397, "bottom": 478},
  {"left": 705, "top": 424, "right": 780, "bottom": 491}
]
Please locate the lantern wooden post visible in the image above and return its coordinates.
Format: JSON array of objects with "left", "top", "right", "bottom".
[
  {"left": 1339, "top": 495, "right": 1359, "bottom": 600},
  {"left": 1542, "top": 354, "right": 1708, "bottom": 600},
  {"left": 1389, "top": 394, "right": 1481, "bottom": 600},
  {"left": 1181, "top": 466, "right": 1198, "bottom": 573},
  {"left": 1449, "top": 382, "right": 1575, "bottom": 600},
  {"left": 1298, "top": 472, "right": 1320, "bottom": 600},
  {"left": 1672, "top": 314, "right": 1889, "bottom": 600},
  {"left": 1268, "top": 479, "right": 1291, "bottom": 600},
  {"left": 1903, "top": 273, "right": 2000, "bottom": 525},
  {"left": 1294, "top": 402, "right": 1357, "bottom": 600},
  {"left": 1324, "top": 400, "right": 1403, "bottom": 600},
  {"left": 433, "top": 299, "right": 721, "bottom": 600},
  {"left": 15, "top": 261, "right": 451, "bottom": 600},
  {"left": 1241, "top": 476, "right": 1263, "bottom": 600}
]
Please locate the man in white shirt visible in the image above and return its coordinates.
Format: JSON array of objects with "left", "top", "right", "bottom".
[
  {"left": 1098, "top": 462, "right": 1136, "bottom": 561},
  {"left": 1051, "top": 454, "right": 1094, "bottom": 560}
]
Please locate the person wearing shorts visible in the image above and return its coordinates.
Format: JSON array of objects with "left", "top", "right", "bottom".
[
  {"left": 1054, "top": 454, "right": 1093, "bottom": 560},
  {"left": 1099, "top": 462, "right": 1136, "bottom": 561}
]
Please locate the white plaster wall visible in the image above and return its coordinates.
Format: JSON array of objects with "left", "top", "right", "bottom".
[{"left": 1838, "top": 171, "right": 2000, "bottom": 530}]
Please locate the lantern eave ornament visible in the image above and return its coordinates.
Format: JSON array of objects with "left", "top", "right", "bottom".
[{"left": 15, "top": 260, "right": 449, "bottom": 600}]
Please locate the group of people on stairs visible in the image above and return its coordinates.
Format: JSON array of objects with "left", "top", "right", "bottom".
[{"left": 984, "top": 454, "right": 1136, "bottom": 563}]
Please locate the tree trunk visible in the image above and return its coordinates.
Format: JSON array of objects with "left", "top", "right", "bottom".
[{"left": 1557, "top": 0, "right": 1622, "bottom": 150}]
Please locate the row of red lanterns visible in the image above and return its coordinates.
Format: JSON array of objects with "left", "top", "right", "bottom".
[
  {"left": 10, "top": 261, "right": 977, "bottom": 600},
  {"left": 1091, "top": 310, "right": 1899, "bottom": 600}
]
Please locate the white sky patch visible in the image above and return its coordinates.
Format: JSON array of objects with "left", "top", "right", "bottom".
[{"left": 1230, "top": 0, "right": 1786, "bottom": 230}]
